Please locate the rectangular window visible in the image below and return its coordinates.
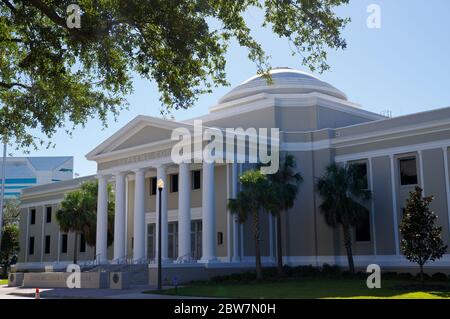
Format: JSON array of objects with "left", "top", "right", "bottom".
[
  {"left": 30, "top": 209, "right": 36, "bottom": 225},
  {"left": 150, "top": 177, "right": 157, "bottom": 195},
  {"left": 170, "top": 174, "right": 179, "bottom": 193},
  {"left": 192, "top": 170, "right": 201, "bottom": 190},
  {"left": 355, "top": 212, "right": 371, "bottom": 242},
  {"left": 46, "top": 206, "right": 52, "bottom": 223},
  {"left": 79, "top": 234, "right": 86, "bottom": 253},
  {"left": 217, "top": 232, "right": 223, "bottom": 245},
  {"left": 61, "top": 234, "right": 68, "bottom": 254},
  {"left": 191, "top": 220, "right": 202, "bottom": 260},
  {"left": 168, "top": 222, "right": 178, "bottom": 259},
  {"left": 45, "top": 235, "right": 51, "bottom": 254},
  {"left": 351, "top": 162, "right": 368, "bottom": 189},
  {"left": 399, "top": 157, "right": 418, "bottom": 185},
  {"left": 29, "top": 237, "right": 35, "bottom": 255},
  {"left": 147, "top": 224, "right": 155, "bottom": 260}
]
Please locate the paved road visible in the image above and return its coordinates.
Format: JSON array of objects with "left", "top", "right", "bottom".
[{"left": 0, "top": 284, "right": 203, "bottom": 299}]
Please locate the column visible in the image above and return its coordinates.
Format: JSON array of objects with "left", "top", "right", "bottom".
[
  {"left": 25, "top": 209, "right": 30, "bottom": 263},
  {"left": 96, "top": 175, "right": 108, "bottom": 263},
  {"left": 418, "top": 150, "right": 425, "bottom": 194},
  {"left": 268, "top": 214, "right": 274, "bottom": 262},
  {"left": 113, "top": 172, "right": 126, "bottom": 262},
  {"left": 368, "top": 158, "right": 377, "bottom": 256},
  {"left": 389, "top": 155, "right": 400, "bottom": 256},
  {"left": 156, "top": 165, "right": 168, "bottom": 262},
  {"left": 231, "top": 163, "right": 240, "bottom": 262},
  {"left": 177, "top": 163, "right": 191, "bottom": 262},
  {"left": 239, "top": 163, "right": 244, "bottom": 260},
  {"left": 133, "top": 168, "right": 146, "bottom": 262},
  {"left": 200, "top": 161, "right": 217, "bottom": 262},
  {"left": 442, "top": 147, "right": 450, "bottom": 239},
  {"left": 40, "top": 205, "right": 45, "bottom": 262}
]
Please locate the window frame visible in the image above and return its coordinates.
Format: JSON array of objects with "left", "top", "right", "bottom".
[
  {"left": 170, "top": 173, "right": 179, "bottom": 193},
  {"left": 149, "top": 177, "right": 157, "bottom": 196},
  {"left": 399, "top": 156, "right": 418, "bottom": 186},
  {"left": 79, "top": 233, "right": 86, "bottom": 253},
  {"left": 348, "top": 160, "right": 371, "bottom": 242},
  {"left": 45, "top": 206, "right": 52, "bottom": 223},
  {"left": 350, "top": 161, "right": 369, "bottom": 190},
  {"left": 217, "top": 231, "right": 224, "bottom": 245},
  {"left": 61, "top": 234, "right": 68, "bottom": 254},
  {"left": 29, "top": 236, "right": 35, "bottom": 255},
  {"left": 192, "top": 170, "right": 201, "bottom": 190},
  {"left": 30, "top": 208, "right": 36, "bottom": 225},
  {"left": 355, "top": 211, "right": 371, "bottom": 242},
  {"left": 44, "top": 235, "right": 51, "bottom": 254}
]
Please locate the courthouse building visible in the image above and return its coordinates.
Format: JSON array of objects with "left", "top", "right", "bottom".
[{"left": 16, "top": 68, "right": 450, "bottom": 272}]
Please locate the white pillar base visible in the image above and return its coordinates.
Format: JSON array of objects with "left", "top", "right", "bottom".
[{"left": 198, "top": 257, "right": 220, "bottom": 264}]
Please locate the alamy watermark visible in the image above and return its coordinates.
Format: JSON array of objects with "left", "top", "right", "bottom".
[
  {"left": 366, "top": 264, "right": 381, "bottom": 288},
  {"left": 66, "top": 4, "right": 81, "bottom": 29},
  {"left": 171, "top": 120, "right": 280, "bottom": 174},
  {"left": 66, "top": 264, "right": 81, "bottom": 288},
  {"left": 367, "top": 4, "right": 381, "bottom": 29}
]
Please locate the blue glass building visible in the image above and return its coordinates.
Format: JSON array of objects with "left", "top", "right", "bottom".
[{"left": 0, "top": 156, "right": 73, "bottom": 198}]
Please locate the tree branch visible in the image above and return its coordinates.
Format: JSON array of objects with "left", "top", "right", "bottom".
[
  {"left": 22, "top": 0, "right": 91, "bottom": 41},
  {"left": 0, "top": 38, "right": 24, "bottom": 43},
  {"left": 22, "top": 0, "right": 123, "bottom": 41},
  {"left": 1, "top": 0, "right": 17, "bottom": 14},
  {"left": 0, "top": 82, "right": 32, "bottom": 89}
]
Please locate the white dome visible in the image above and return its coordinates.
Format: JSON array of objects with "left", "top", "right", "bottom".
[{"left": 219, "top": 67, "right": 347, "bottom": 103}]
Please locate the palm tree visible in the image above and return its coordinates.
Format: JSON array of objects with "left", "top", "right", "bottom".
[
  {"left": 267, "top": 154, "right": 302, "bottom": 275},
  {"left": 79, "top": 181, "right": 115, "bottom": 250},
  {"left": 56, "top": 180, "right": 115, "bottom": 264},
  {"left": 228, "top": 169, "right": 271, "bottom": 280},
  {"left": 56, "top": 190, "right": 86, "bottom": 264},
  {"left": 316, "top": 163, "right": 371, "bottom": 273}
]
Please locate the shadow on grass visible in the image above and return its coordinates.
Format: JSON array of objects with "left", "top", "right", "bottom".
[{"left": 144, "top": 277, "right": 450, "bottom": 299}]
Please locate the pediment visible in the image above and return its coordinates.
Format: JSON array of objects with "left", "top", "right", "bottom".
[
  {"left": 111, "top": 125, "right": 173, "bottom": 152},
  {"left": 86, "top": 115, "right": 192, "bottom": 161}
]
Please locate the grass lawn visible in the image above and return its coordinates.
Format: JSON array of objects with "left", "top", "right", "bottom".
[
  {"left": 145, "top": 277, "right": 450, "bottom": 299},
  {"left": 0, "top": 279, "right": 7, "bottom": 285}
]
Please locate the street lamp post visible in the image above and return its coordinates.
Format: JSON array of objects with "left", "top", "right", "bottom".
[
  {"left": 0, "top": 140, "right": 7, "bottom": 249},
  {"left": 157, "top": 178, "right": 164, "bottom": 291}
]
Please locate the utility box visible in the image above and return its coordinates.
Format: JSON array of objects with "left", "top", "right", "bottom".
[
  {"left": 44, "top": 265, "right": 54, "bottom": 272},
  {"left": 109, "top": 272, "right": 129, "bottom": 290},
  {"left": 8, "top": 272, "right": 24, "bottom": 287}
]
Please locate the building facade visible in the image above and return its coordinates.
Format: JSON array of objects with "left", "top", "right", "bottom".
[
  {"left": 17, "top": 68, "right": 450, "bottom": 272},
  {"left": 0, "top": 156, "right": 73, "bottom": 198}
]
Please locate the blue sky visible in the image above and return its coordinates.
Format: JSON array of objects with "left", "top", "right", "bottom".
[{"left": 11, "top": 0, "right": 450, "bottom": 177}]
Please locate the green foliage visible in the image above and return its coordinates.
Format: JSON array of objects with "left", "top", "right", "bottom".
[
  {"left": 56, "top": 180, "right": 114, "bottom": 262},
  {"left": 266, "top": 154, "right": 302, "bottom": 273},
  {"left": 2, "top": 198, "right": 20, "bottom": 225},
  {"left": 399, "top": 186, "right": 447, "bottom": 279},
  {"left": 228, "top": 169, "right": 272, "bottom": 280},
  {"left": 0, "top": 224, "right": 19, "bottom": 275},
  {"left": 228, "top": 169, "right": 271, "bottom": 223},
  {"left": 317, "top": 163, "right": 371, "bottom": 227},
  {"left": 267, "top": 154, "right": 302, "bottom": 214},
  {"left": 0, "top": 0, "right": 349, "bottom": 149},
  {"left": 316, "top": 163, "right": 371, "bottom": 273}
]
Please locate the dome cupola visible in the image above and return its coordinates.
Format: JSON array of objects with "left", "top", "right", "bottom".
[{"left": 219, "top": 67, "right": 347, "bottom": 104}]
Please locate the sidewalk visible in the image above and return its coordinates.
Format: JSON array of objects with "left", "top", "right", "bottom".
[{"left": 0, "top": 284, "right": 203, "bottom": 299}]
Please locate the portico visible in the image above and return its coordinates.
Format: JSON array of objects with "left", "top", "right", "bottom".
[{"left": 87, "top": 119, "right": 242, "bottom": 265}]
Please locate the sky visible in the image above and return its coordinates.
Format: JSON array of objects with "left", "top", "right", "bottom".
[{"left": 10, "top": 0, "right": 450, "bottom": 177}]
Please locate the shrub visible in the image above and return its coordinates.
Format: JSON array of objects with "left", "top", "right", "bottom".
[
  {"left": 397, "top": 272, "right": 414, "bottom": 280},
  {"left": 416, "top": 273, "right": 431, "bottom": 281},
  {"left": 431, "top": 272, "right": 448, "bottom": 281},
  {"left": 381, "top": 272, "right": 399, "bottom": 279},
  {"left": 321, "top": 264, "right": 341, "bottom": 275}
]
